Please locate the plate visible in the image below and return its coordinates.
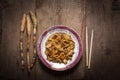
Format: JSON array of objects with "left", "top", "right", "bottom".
[{"left": 37, "top": 25, "right": 82, "bottom": 71}]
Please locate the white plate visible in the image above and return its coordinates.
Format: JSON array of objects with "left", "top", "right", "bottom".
[{"left": 37, "top": 25, "right": 83, "bottom": 71}]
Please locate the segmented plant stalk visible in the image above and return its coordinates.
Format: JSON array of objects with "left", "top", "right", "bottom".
[
  {"left": 20, "top": 14, "right": 26, "bottom": 70},
  {"left": 29, "top": 11, "right": 37, "bottom": 69},
  {"left": 26, "top": 15, "right": 31, "bottom": 72}
]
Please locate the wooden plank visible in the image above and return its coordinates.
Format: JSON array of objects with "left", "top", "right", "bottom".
[
  {"left": 0, "top": 0, "right": 35, "bottom": 80},
  {"left": 35, "top": 0, "right": 85, "bottom": 80},
  {"left": 85, "top": 0, "right": 120, "bottom": 80},
  {"left": 0, "top": 0, "right": 120, "bottom": 80}
]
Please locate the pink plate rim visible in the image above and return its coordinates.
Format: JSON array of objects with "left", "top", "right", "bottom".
[{"left": 37, "top": 25, "right": 83, "bottom": 71}]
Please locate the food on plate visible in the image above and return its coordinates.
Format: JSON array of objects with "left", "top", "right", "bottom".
[{"left": 45, "top": 33, "right": 75, "bottom": 64}]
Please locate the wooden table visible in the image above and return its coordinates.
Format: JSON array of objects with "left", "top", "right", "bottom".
[{"left": 0, "top": 0, "right": 120, "bottom": 80}]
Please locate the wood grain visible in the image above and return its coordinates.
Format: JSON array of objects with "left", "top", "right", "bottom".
[
  {"left": 36, "top": 0, "right": 85, "bottom": 80},
  {"left": 0, "top": 0, "right": 120, "bottom": 80},
  {"left": 0, "top": 0, "right": 35, "bottom": 80},
  {"left": 85, "top": 0, "right": 120, "bottom": 80}
]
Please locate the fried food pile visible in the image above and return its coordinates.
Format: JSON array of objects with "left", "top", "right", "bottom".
[{"left": 45, "top": 33, "right": 75, "bottom": 64}]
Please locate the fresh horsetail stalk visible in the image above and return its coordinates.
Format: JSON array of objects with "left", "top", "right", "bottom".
[
  {"left": 20, "top": 14, "right": 26, "bottom": 70},
  {"left": 29, "top": 11, "right": 37, "bottom": 69},
  {"left": 30, "top": 11, "right": 37, "bottom": 27},
  {"left": 19, "top": 11, "right": 37, "bottom": 72},
  {"left": 26, "top": 15, "right": 31, "bottom": 72}
]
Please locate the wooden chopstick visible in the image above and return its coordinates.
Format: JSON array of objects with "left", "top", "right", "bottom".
[
  {"left": 86, "top": 26, "right": 88, "bottom": 67},
  {"left": 88, "top": 29, "right": 94, "bottom": 69}
]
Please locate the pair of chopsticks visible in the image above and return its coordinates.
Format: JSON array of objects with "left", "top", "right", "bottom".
[{"left": 86, "top": 26, "right": 94, "bottom": 69}]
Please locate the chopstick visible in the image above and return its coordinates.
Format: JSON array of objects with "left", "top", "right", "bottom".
[
  {"left": 88, "top": 29, "right": 94, "bottom": 69},
  {"left": 86, "top": 27, "right": 94, "bottom": 69},
  {"left": 86, "top": 26, "right": 88, "bottom": 67}
]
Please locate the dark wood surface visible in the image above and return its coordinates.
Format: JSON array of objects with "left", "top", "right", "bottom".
[{"left": 0, "top": 0, "right": 120, "bottom": 80}]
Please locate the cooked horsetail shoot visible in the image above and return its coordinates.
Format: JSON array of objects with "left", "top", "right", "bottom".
[{"left": 45, "top": 33, "right": 75, "bottom": 64}]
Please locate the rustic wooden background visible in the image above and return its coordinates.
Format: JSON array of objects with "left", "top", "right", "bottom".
[{"left": 0, "top": 0, "right": 120, "bottom": 80}]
